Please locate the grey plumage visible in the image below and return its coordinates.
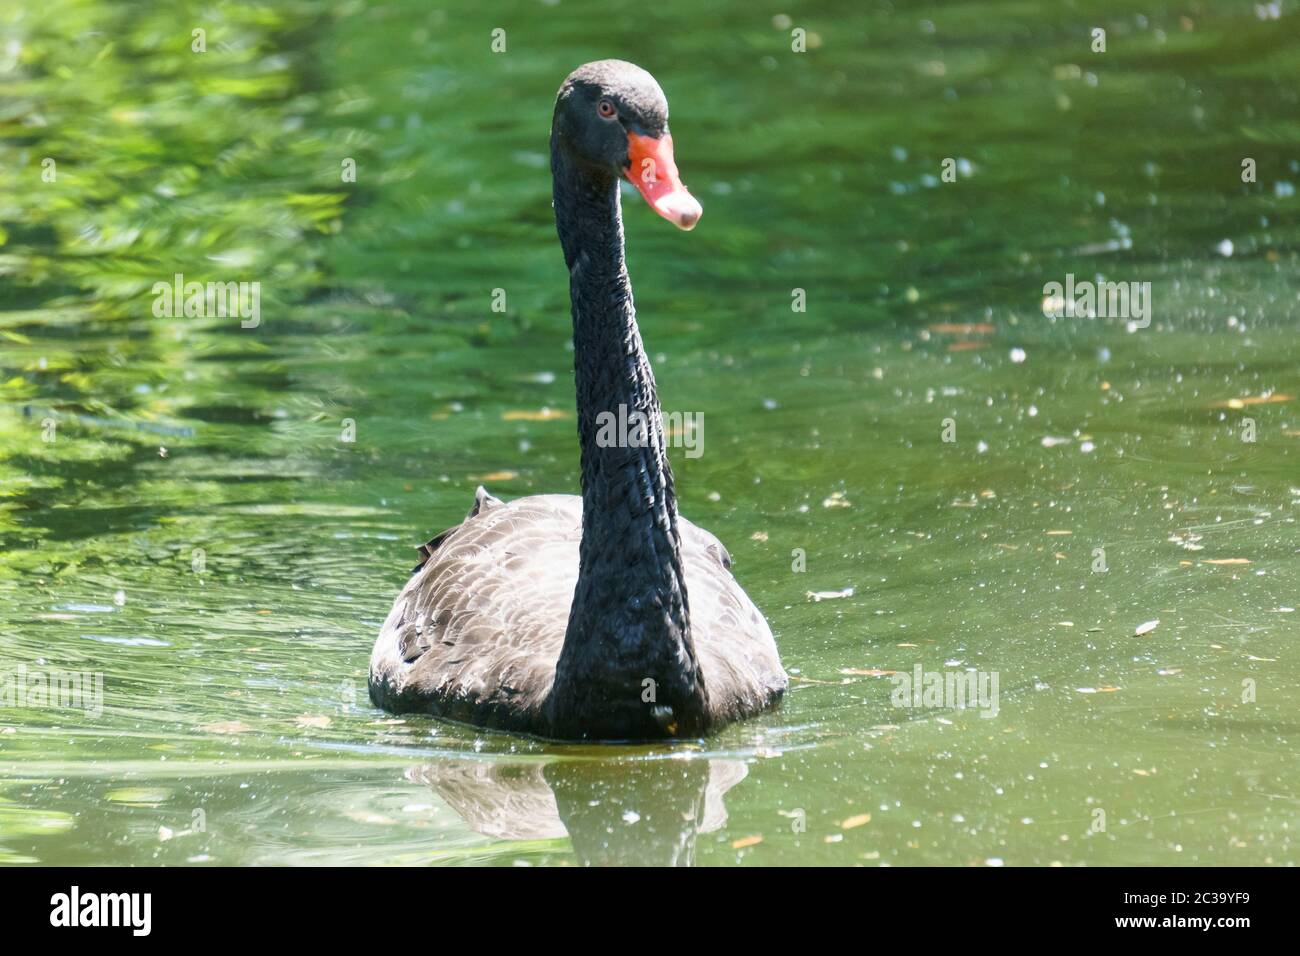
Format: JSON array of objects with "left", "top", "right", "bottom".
[{"left": 369, "top": 489, "right": 786, "bottom": 737}]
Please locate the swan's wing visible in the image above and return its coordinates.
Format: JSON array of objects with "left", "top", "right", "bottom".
[
  {"left": 678, "top": 516, "right": 789, "bottom": 723},
  {"left": 369, "top": 492, "right": 582, "bottom": 732}
]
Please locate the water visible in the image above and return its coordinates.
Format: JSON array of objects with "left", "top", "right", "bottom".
[{"left": 1, "top": 0, "right": 1296, "bottom": 865}]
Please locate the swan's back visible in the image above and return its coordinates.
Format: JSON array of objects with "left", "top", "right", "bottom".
[{"left": 368, "top": 488, "right": 786, "bottom": 737}]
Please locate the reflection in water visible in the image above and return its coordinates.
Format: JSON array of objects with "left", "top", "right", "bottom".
[{"left": 410, "top": 757, "right": 747, "bottom": 866}]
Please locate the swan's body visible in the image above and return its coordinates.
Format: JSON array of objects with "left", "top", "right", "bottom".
[
  {"left": 370, "top": 488, "right": 785, "bottom": 736},
  {"left": 369, "top": 60, "right": 787, "bottom": 740}
]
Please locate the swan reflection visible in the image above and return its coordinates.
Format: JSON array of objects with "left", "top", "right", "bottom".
[{"left": 409, "top": 756, "right": 747, "bottom": 865}]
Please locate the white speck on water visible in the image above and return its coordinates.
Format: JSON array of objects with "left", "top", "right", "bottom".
[
  {"left": 762, "top": 398, "right": 778, "bottom": 410},
  {"left": 622, "top": 810, "right": 641, "bottom": 824},
  {"left": 113, "top": 590, "right": 126, "bottom": 607},
  {"left": 511, "top": 150, "right": 547, "bottom": 168},
  {"left": 1009, "top": 347, "right": 1026, "bottom": 364},
  {"left": 806, "top": 587, "right": 854, "bottom": 602},
  {"left": 1216, "top": 238, "right": 1234, "bottom": 257}
]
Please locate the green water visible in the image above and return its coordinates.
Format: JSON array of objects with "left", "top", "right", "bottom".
[{"left": 1, "top": 0, "right": 1297, "bottom": 865}]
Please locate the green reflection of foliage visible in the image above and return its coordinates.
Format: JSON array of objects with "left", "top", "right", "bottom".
[
  {"left": 0, "top": 0, "right": 353, "bottom": 544},
  {"left": 0, "top": 0, "right": 346, "bottom": 314}
]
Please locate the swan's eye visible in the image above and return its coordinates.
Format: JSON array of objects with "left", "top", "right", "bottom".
[{"left": 596, "top": 98, "right": 618, "bottom": 119}]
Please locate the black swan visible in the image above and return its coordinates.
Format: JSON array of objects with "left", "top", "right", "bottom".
[{"left": 368, "top": 60, "right": 787, "bottom": 740}]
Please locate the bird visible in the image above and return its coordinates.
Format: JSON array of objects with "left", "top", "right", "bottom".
[{"left": 368, "top": 60, "right": 787, "bottom": 741}]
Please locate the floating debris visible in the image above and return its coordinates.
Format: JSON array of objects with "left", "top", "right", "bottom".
[
  {"left": 1134, "top": 619, "right": 1160, "bottom": 636},
  {"left": 807, "top": 587, "right": 854, "bottom": 602},
  {"left": 928, "top": 322, "right": 994, "bottom": 335},
  {"left": 502, "top": 408, "right": 566, "bottom": 421},
  {"left": 201, "top": 720, "right": 251, "bottom": 734},
  {"left": 731, "top": 835, "right": 763, "bottom": 850},
  {"left": 1209, "top": 393, "right": 1292, "bottom": 409}
]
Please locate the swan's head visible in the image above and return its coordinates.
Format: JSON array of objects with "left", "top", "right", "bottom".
[{"left": 553, "top": 59, "right": 703, "bottom": 231}]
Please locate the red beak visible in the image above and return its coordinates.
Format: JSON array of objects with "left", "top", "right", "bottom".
[{"left": 624, "top": 132, "right": 702, "bottom": 231}]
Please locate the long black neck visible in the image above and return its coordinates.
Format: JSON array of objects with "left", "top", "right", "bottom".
[{"left": 546, "top": 134, "right": 708, "bottom": 740}]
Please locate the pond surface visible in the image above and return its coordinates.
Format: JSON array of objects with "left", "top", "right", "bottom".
[{"left": 0, "top": 0, "right": 1296, "bottom": 865}]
